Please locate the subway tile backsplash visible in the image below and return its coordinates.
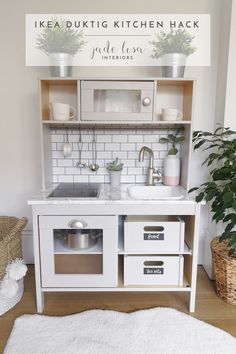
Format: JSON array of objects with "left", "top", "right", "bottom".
[{"left": 51, "top": 128, "right": 179, "bottom": 184}]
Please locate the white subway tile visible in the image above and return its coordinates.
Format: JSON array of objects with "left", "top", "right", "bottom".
[
  {"left": 160, "top": 151, "right": 168, "bottom": 159},
  {"left": 105, "top": 143, "right": 120, "bottom": 151},
  {"left": 53, "top": 175, "right": 58, "bottom": 183},
  {"left": 52, "top": 151, "right": 63, "bottom": 159},
  {"left": 89, "top": 175, "right": 105, "bottom": 183},
  {"left": 124, "top": 160, "right": 135, "bottom": 167},
  {"left": 143, "top": 135, "right": 158, "bottom": 143},
  {"left": 97, "top": 151, "right": 112, "bottom": 159},
  {"left": 97, "top": 135, "right": 112, "bottom": 143},
  {"left": 112, "top": 151, "right": 127, "bottom": 159},
  {"left": 135, "top": 175, "right": 146, "bottom": 183},
  {"left": 52, "top": 160, "right": 57, "bottom": 167},
  {"left": 73, "top": 175, "right": 89, "bottom": 183},
  {"left": 128, "top": 135, "right": 143, "bottom": 143},
  {"left": 58, "top": 175, "right": 73, "bottom": 182},
  {"left": 128, "top": 152, "right": 138, "bottom": 159},
  {"left": 96, "top": 143, "right": 105, "bottom": 151},
  {"left": 51, "top": 135, "right": 64, "bottom": 143},
  {"left": 112, "top": 135, "right": 128, "bottom": 143},
  {"left": 51, "top": 143, "right": 57, "bottom": 151},
  {"left": 57, "top": 159, "right": 73, "bottom": 167},
  {"left": 53, "top": 167, "right": 65, "bottom": 175},
  {"left": 128, "top": 167, "right": 143, "bottom": 175},
  {"left": 121, "top": 175, "right": 135, "bottom": 183},
  {"left": 65, "top": 167, "right": 81, "bottom": 175},
  {"left": 120, "top": 143, "right": 135, "bottom": 151}
]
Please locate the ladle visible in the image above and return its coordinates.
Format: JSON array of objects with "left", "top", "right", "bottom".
[{"left": 89, "top": 128, "right": 99, "bottom": 172}]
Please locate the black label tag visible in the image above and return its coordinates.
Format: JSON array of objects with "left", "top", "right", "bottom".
[
  {"left": 144, "top": 268, "right": 164, "bottom": 275},
  {"left": 144, "top": 233, "right": 164, "bottom": 241}
]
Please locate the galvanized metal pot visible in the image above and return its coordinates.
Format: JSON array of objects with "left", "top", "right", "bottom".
[
  {"left": 49, "top": 53, "right": 73, "bottom": 77},
  {"left": 161, "top": 53, "right": 186, "bottom": 78}
]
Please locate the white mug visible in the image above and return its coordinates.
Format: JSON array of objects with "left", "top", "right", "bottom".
[
  {"left": 50, "top": 102, "right": 76, "bottom": 121},
  {"left": 162, "top": 108, "right": 183, "bottom": 121}
]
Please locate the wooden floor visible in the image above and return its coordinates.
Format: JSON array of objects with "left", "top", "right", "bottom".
[{"left": 0, "top": 265, "right": 236, "bottom": 353}]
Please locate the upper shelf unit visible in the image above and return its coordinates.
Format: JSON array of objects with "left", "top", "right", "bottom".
[{"left": 39, "top": 78, "right": 195, "bottom": 126}]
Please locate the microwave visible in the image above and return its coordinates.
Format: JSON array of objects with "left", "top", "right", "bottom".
[{"left": 80, "top": 80, "right": 154, "bottom": 121}]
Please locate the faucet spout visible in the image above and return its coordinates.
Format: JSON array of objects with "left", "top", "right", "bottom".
[
  {"left": 139, "top": 146, "right": 154, "bottom": 169},
  {"left": 138, "top": 146, "right": 162, "bottom": 186}
]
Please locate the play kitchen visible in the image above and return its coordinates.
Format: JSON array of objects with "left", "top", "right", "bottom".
[{"left": 29, "top": 77, "right": 201, "bottom": 313}]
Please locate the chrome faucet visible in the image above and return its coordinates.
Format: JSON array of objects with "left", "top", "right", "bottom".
[{"left": 139, "top": 146, "right": 162, "bottom": 186}]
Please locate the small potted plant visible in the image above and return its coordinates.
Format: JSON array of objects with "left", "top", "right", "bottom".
[
  {"left": 189, "top": 125, "right": 236, "bottom": 305},
  {"left": 36, "top": 18, "right": 85, "bottom": 77},
  {"left": 160, "top": 131, "right": 185, "bottom": 186},
  {"left": 149, "top": 29, "right": 196, "bottom": 78},
  {"left": 106, "top": 158, "right": 124, "bottom": 187}
]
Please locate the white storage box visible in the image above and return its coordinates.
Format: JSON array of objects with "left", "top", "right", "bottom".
[
  {"left": 124, "top": 216, "right": 185, "bottom": 253},
  {"left": 124, "top": 255, "right": 184, "bottom": 286}
]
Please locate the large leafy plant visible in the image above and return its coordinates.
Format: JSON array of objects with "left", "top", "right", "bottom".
[
  {"left": 189, "top": 126, "right": 236, "bottom": 256},
  {"left": 150, "top": 29, "right": 196, "bottom": 59},
  {"left": 36, "top": 18, "right": 85, "bottom": 55}
]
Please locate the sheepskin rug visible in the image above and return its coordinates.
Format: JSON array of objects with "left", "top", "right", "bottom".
[{"left": 4, "top": 307, "right": 236, "bottom": 354}]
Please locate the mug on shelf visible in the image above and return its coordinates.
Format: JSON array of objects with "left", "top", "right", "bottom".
[
  {"left": 50, "top": 102, "right": 76, "bottom": 121},
  {"left": 161, "top": 108, "right": 183, "bottom": 122}
]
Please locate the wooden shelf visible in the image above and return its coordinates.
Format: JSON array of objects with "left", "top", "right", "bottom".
[
  {"left": 54, "top": 237, "right": 103, "bottom": 254},
  {"left": 42, "top": 120, "right": 191, "bottom": 128}
]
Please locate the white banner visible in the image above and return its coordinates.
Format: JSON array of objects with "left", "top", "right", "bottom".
[{"left": 25, "top": 14, "right": 210, "bottom": 66}]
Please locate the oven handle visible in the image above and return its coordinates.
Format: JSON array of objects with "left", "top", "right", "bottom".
[{"left": 68, "top": 219, "right": 88, "bottom": 229}]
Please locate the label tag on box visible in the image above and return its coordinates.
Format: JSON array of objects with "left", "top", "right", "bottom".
[
  {"left": 144, "top": 233, "right": 164, "bottom": 241},
  {"left": 144, "top": 268, "right": 164, "bottom": 275}
]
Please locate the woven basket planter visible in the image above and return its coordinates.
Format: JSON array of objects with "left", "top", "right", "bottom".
[
  {"left": 0, "top": 216, "right": 28, "bottom": 280},
  {"left": 211, "top": 237, "right": 236, "bottom": 305},
  {"left": 0, "top": 216, "right": 28, "bottom": 316}
]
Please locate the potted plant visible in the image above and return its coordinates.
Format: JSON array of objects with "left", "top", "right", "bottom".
[
  {"left": 149, "top": 29, "right": 196, "bottom": 78},
  {"left": 106, "top": 158, "right": 124, "bottom": 187},
  {"left": 160, "top": 131, "right": 185, "bottom": 186},
  {"left": 36, "top": 18, "right": 85, "bottom": 77},
  {"left": 189, "top": 125, "right": 236, "bottom": 305}
]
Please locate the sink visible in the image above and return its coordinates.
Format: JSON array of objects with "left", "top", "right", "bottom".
[
  {"left": 128, "top": 185, "right": 184, "bottom": 200},
  {"left": 48, "top": 183, "right": 100, "bottom": 199}
]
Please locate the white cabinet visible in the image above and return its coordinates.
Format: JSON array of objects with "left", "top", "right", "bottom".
[
  {"left": 39, "top": 215, "right": 118, "bottom": 287},
  {"left": 80, "top": 80, "right": 154, "bottom": 121}
]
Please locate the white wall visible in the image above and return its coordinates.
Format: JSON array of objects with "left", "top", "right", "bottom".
[
  {"left": 224, "top": 0, "right": 236, "bottom": 129},
  {"left": 0, "top": 0, "right": 225, "bottom": 263}
]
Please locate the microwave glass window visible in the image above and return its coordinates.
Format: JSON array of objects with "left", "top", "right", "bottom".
[{"left": 94, "top": 89, "right": 141, "bottom": 113}]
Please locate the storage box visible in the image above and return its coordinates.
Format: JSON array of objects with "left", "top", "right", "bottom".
[
  {"left": 124, "top": 255, "right": 184, "bottom": 286},
  {"left": 124, "top": 215, "right": 185, "bottom": 253}
]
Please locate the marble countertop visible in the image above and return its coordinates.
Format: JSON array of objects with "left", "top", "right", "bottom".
[{"left": 28, "top": 184, "right": 196, "bottom": 205}]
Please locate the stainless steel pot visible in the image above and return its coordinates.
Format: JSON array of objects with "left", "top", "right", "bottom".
[{"left": 67, "top": 230, "right": 100, "bottom": 250}]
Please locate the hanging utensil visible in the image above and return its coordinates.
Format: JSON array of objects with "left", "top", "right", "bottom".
[
  {"left": 89, "top": 128, "right": 99, "bottom": 171},
  {"left": 76, "top": 127, "right": 86, "bottom": 168},
  {"left": 63, "top": 128, "right": 72, "bottom": 158}
]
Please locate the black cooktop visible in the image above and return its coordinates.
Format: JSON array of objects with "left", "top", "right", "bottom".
[{"left": 48, "top": 183, "right": 100, "bottom": 198}]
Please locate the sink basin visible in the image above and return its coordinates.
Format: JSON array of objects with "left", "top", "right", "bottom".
[{"left": 128, "top": 185, "right": 184, "bottom": 200}]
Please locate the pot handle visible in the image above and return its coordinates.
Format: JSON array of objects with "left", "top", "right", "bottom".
[{"left": 68, "top": 219, "right": 88, "bottom": 228}]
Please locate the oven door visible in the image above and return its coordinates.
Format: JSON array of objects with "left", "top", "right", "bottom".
[
  {"left": 80, "top": 80, "right": 154, "bottom": 121},
  {"left": 39, "top": 215, "right": 118, "bottom": 288}
]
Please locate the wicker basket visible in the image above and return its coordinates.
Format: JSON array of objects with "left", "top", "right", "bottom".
[
  {"left": 211, "top": 237, "right": 236, "bottom": 305},
  {"left": 0, "top": 216, "right": 28, "bottom": 280}
]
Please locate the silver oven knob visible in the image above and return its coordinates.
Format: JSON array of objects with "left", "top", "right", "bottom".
[{"left": 142, "top": 97, "right": 151, "bottom": 106}]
